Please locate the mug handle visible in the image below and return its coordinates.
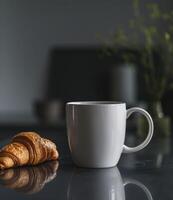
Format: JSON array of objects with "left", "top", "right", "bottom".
[
  {"left": 123, "top": 107, "right": 154, "bottom": 153},
  {"left": 124, "top": 178, "right": 153, "bottom": 200}
]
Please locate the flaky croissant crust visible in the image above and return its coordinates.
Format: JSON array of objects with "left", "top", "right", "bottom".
[{"left": 0, "top": 132, "right": 59, "bottom": 169}]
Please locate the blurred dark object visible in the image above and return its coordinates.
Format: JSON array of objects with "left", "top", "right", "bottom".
[
  {"left": 34, "top": 100, "right": 64, "bottom": 125},
  {"left": 44, "top": 47, "right": 140, "bottom": 104},
  {"left": 44, "top": 48, "right": 115, "bottom": 102}
]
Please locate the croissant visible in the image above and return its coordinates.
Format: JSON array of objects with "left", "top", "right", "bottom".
[
  {"left": 0, "top": 132, "right": 59, "bottom": 169},
  {"left": 0, "top": 161, "right": 59, "bottom": 194}
]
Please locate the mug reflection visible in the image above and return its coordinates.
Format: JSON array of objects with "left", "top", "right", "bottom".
[
  {"left": 67, "top": 167, "right": 153, "bottom": 200},
  {"left": 0, "top": 160, "right": 59, "bottom": 194}
]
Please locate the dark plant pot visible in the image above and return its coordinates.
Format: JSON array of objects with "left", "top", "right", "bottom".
[{"left": 137, "top": 101, "right": 171, "bottom": 138}]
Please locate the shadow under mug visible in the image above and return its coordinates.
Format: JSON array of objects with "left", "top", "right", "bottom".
[
  {"left": 66, "top": 101, "right": 154, "bottom": 168},
  {"left": 67, "top": 167, "right": 153, "bottom": 200}
]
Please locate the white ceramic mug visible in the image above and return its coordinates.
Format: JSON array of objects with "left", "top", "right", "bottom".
[{"left": 66, "top": 101, "right": 154, "bottom": 168}]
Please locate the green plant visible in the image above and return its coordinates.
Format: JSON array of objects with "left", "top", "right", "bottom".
[{"left": 101, "top": 0, "right": 173, "bottom": 101}]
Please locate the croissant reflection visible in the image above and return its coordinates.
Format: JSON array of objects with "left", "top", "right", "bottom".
[{"left": 0, "top": 160, "right": 58, "bottom": 194}]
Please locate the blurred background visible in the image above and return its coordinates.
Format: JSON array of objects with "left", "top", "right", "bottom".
[{"left": 0, "top": 0, "right": 173, "bottom": 136}]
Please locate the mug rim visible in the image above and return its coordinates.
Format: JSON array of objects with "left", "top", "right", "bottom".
[{"left": 66, "top": 101, "right": 126, "bottom": 105}]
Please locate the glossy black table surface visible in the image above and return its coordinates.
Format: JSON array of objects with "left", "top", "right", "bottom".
[{"left": 0, "top": 128, "right": 172, "bottom": 200}]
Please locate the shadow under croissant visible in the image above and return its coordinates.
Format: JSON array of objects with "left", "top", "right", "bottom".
[{"left": 0, "top": 160, "right": 59, "bottom": 194}]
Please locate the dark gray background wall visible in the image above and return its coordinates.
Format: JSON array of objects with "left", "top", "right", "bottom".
[{"left": 0, "top": 0, "right": 172, "bottom": 116}]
